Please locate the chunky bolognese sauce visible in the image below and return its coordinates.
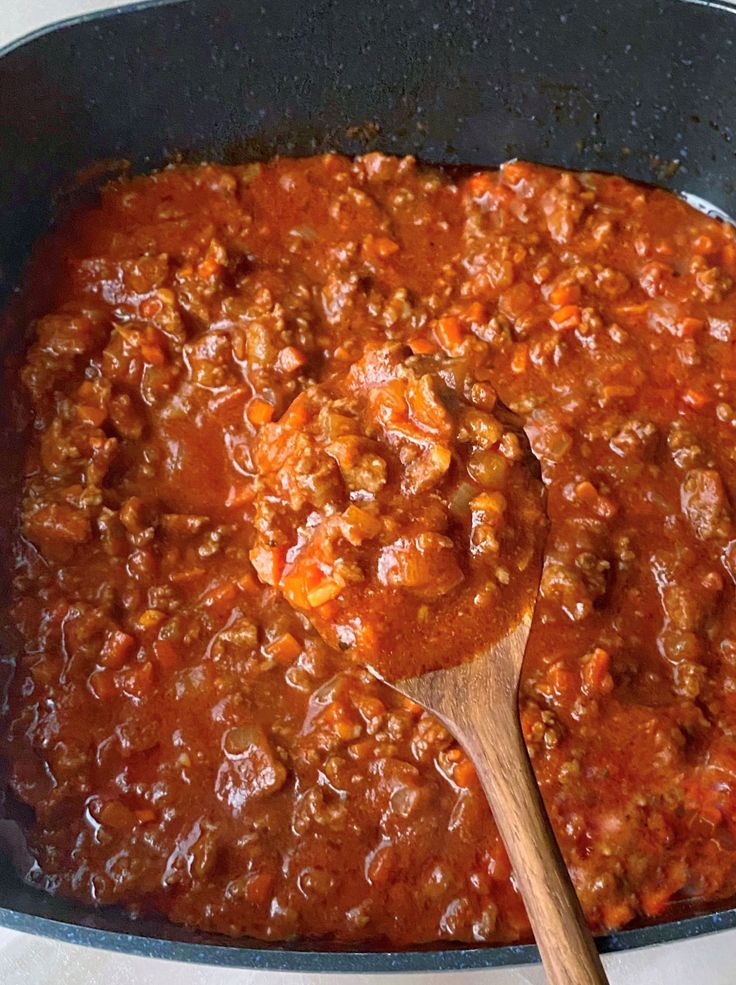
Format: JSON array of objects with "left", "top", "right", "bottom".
[{"left": 2, "top": 154, "right": 736, "bottom": 944}]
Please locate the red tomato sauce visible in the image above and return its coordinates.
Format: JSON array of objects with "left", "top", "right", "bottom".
[{"left": 2, "top": 154, "right": 736, "bottom": 944}]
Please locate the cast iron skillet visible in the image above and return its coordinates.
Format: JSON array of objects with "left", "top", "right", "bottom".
[{"left": 1, "top": 0, "right": 736, "bottom": 972}]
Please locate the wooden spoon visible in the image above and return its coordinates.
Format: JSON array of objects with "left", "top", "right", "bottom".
[
  {"left": 373, "top": 407, "right": 609, "bottom": 984},
  {"left": 388, "top": 597, "right": 610, "bottom": 984}
]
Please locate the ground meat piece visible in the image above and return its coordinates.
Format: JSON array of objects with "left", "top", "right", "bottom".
[
  {"left": 403, "top": 444, "right": 452, "bottom": 495},
  {"left": 695, "top": 266, "right": 733, "bottom": 302},
  {"left": 377, "top": 532, "right": 464, "bottom": 600},
  {"left": 184, "top": 331, "right": 236, "bottom": 387},
  {"left": 164, "top": 818, "right": 221, "bottom": 887},
  {"left": 327, "top": 435, "right": 387, "bottom": 493},
  {"left": 541, "top": 179, "right": 586, "bottom": 244},
  {"left": 215, "top": 725, "right": 288, "bottom": 813},
  {"left": 709, "top": 316, "right": 736, "bottom": 342},
  {"left": 667, "top": 423, "right": 704, "bottom": 471},
  {"left": 680, "top": 469, "right": 732, "bottom": 540},
  {"left": 23, "top": 502, "right": 92, "bottom": 559},
  {"left": 540, "top": 560, "right": 595, "bottom": 622},
  {"left": 255, "top": 425, "right": 343, "bottom": 512},
  {"left": 609, "top": 419, "right": 658, "bottom": 460}
]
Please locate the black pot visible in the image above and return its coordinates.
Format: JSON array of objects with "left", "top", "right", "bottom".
[{"left": 1, "top": 0, "right": 736, "bottom": 972}]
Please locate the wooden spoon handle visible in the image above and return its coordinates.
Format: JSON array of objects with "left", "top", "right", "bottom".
[
  {"left": 399, "top": 620, "right": 609, "bottom": 984},
  {"left": 462, "top": 697, "right": 609, "bottom": 985}
]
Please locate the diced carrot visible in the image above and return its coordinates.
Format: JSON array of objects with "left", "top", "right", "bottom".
[
  {"left": 692, "top": 234, "right": 715, "bottom": 255},
  {"left": 77, "top": 404, "right": 107, "bottom": 427},
  {"left": 306, "top": 577, "right": 343, "bottom": 608},
  {"left": 470, "top": 491, "right": 507, "bottom": 517},
  {"left": 282, "top": 569, "right": 309, "bottom": 609},
  {"left": 120, "top": 661, "right": 154, "bottom": 698},
  {"left": 362, "top": 234, "right": 400, "bottom": 261},
  {"left": 453, "top": 758, "right": 477, "bottom": 788},
  {"left": 250, "top": 545, "right": 287, "bottom": 587},
  {"left": 549, "top": 283, "right": 581, "bottom": 307},
  {"left": 501, "top": 160, "right": 532, "bottom": 185},
  {"left": 614, "top": 302, "right": 648, "bottom": 317},
  {"left": 135, "top": 808, "right": 157, "bottom": 824},
  {"left": 465, "top": 172, "right": 496, "bottom": 197},
  {"left": 137, "top": 608, "right": 166, "bottom": 631},
  {"left": 140, "top": 342, "right": 165, "bottom": 366},
  {"left": 153, "top": 638, "right": 180, "bottom": 670},
  {"left": 510, "top": 342, "right": 529, "bottom": 375},
  {"left": 279, "top": 391, "right": 311, "bottom": 428},
  {"left": 100, "top": 630, "right": 136, "bottom": 670},
  {"left": 322, "top": 152, "right": 342, "bottom": 175},
  {"left": 575, "top": 480, "right": 599, "bottom": 509},
  {"left": 276, "top": 346, "right": 308, "bottom": 375},
  {"left": 202, "top": 581, "right": 239, "bottom": 608},
  {"left": 582, "top": 647, "right": 614, "bottom": 695},
  {"left": 430, "top": 445, "right": 452, "bottom": 474},
  {"left": 243, "top": 871, "right": 274, "bottom": 905},
  {"left": 342, "top": 504, "right": 382, "bottom": 541},
  {"left": 487, "top": 844, "right": 512, "bottom": 883},
  {"left": 434, "top": 315, "right": 465, "bottom": 352},
  {"left": 407, "top": 335, "right": 439, "bottom": 355},
  {"left": 550, "top": 304, "right": 582, "bottom": 331},
  {"left": 318, "top": 600, "right": 340, "bottom": 620},
  {"left": 237, "top": 570, "right": 259, "bottom": 593},
  {"left": 266, "top": 632, "right": 302, "bottom": 666},
  {"left": 682, "top": 388, "right": 710, "bottom": 410},
  {"left": 140, "top": 296, "right": 163, "bottom": 319},
  {"left": 247, "top": 398, "right": 274, "bottom": 426},
  {"left": 197, "top": 240, "right": 226, "bottom": 279},
  {"left": 167, "top": 566, "right": 206, "bottom": 584},
  {"left": 461, "top": 301, "right": 488, "bottom": 325},
  {"left": 678, "top": 317, "right": 705, "bottom": 338},
  {"left": 533, "top": 265, "right": 552, "bottom": 285},
  {"left": 601, "top": 384, "right": 636, "bottom": 401},
  {"left": 575, "top": 480, "right": 618, "bottom": 519},
  {"left": 89, "top": 668, "right": 117, "bottom": 701}
]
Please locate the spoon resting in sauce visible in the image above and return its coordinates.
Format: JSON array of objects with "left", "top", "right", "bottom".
[{"left": 251, "top": 342, "right": 608, "bottom": 983}]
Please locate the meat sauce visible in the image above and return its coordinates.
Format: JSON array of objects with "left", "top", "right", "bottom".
[{"left": 2, "top": 154, "right": 736, "bottom": 945}]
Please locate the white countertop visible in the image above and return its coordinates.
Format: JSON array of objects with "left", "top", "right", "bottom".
[{"left": 2, "top": 1, "right": 736, "bottom": 982}]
